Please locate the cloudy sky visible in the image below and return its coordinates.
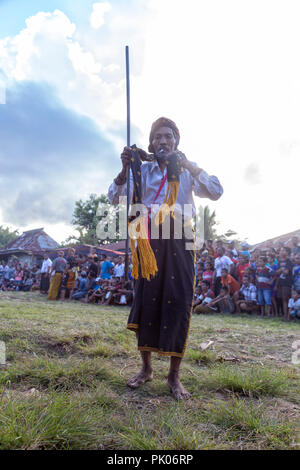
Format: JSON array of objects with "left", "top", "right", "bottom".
[{"left": 0, "top": 0, "right": 299, "bottom": 245}]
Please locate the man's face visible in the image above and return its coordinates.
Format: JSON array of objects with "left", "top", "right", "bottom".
[
  {"left": 151, "top": 126, "right": 177, "bottom": 155},
  {"left": 280, "top": 248, "right": 287, "bottom": 259},
  {"left": 257, "top": 258, "right": 265, "bottom": 267}
]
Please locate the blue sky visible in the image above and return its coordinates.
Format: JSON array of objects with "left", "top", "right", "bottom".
[{"left": 0, "top": 0, "right": 299, "bottom": 244}]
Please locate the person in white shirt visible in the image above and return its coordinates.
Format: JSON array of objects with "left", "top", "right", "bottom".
[
  {"left": 108, "top": 116, "right": 223, "bottom": 401},
  {"left": 40, "top": 253, "right": 52, "bottom": 294},
  {"left": 213, "top": 247, "right": 234, "bottom": 295},
  {"left": 113, "top": 257, "right": 125, "bottom": 278}
]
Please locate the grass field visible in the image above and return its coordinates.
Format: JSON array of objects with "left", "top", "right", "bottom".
[{"left": 0, "top": 291, "right": 299, "bottom": 450}]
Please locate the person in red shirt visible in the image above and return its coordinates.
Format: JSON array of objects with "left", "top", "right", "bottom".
[
  {"left": 236, "top": 254, "right": 250, "bottom": 284},
  {"left": 202, "top": 261, "right": 214, "bottom": 290},
  {"left": 221, "top": 268, "right": 240, "bottom": 295}
]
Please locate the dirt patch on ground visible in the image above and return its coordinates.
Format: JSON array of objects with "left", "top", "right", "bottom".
[{"left": 35, "top": 334, "right": 93, "bottom": 357}]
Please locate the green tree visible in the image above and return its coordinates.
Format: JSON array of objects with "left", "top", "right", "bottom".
[
  {"left": 196, "top": 205, "right": 218, "bottom": 241},
  {"left": 196, "top": 205, "right": 241, "bottom": 245},
  {"left": 0, "top": 226, "right": 19, "bottom": 249},
  {"left": 65, "top": 194, "right": 121, "bottom": 246}
]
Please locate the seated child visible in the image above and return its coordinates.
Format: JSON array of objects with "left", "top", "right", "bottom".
[{"left": 288, "top": 289, "right": 300, "bottom": 320}]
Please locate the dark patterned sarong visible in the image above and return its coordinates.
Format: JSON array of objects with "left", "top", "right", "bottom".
[
  {"left": 127, "top": 219, "right": 195, "bottom": 358},
  {"left": 40, "top": 273, "right": 50, "bottom": 292}
]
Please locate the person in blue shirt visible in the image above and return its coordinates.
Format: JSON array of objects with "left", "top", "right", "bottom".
[
  {"left": 72, "top": 271, "right": 88, "bottom": 300},
  {"left": 240, "top": 243, "right": 250, "bottom": 260},
  {"left": 293, "top": 254, "right": 300, "bottom": 291},
  {"left": 101, "top": 255, "right": 114, "bottom": 279}
]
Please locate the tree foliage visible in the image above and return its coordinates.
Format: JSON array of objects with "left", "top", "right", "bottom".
[
  {"left": 0, "top": 226, "right": 19, "bottom": 249},
  {"left": 196, "top": 205, "right": 241, "bottom": 244},
  {"left": 65, "top": 194, "right": 121, "bottom": 246}
]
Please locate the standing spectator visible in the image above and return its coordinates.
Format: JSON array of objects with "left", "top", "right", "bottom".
[
  {"left": 59, "top": 263, "right": 76, "bottom": 301},
  {"left": 14, "top": 266, "right": 24, "bottom": 290},
  {"left": 47, "top": 251, "right": 67, "bottom": 301},
  {"left": 266, "top": 252, "right": 279, "bottom": 317},
  {"left": 213, "top": 248, "right": 234, "bottom": 295},
  {"left": 292, "top": 254, "right": 300, "bottom": 292},
  {"left": 256, "top": 257, "right": 274, "bottom": 317},
  {"left": 113, "top": 256, "right": 125, "bottom": 279},
  {"left": 88, "top": 256, "right": 99, "bottom": 278},
  {"left": 274, "top": 247, "right": 294, "bottom": 320},
  {"left": 202, "top": 261, "right": 214, "bottom": 290},
  {"left": 291, "top": 236, "right": 300, "bottom": 256},
  {"left": 213, "top": 240, "right": 224, "bottom": 258},
  {"left": 206, "top": 240, "right": 215, "bottom": 257},
  {"left": 236, "top": 254, "right": 250, "bottom": 284},
  {"left": 228, "top": 240, "right": 238, "bottom": 259},
  {"left": 66, "top": 247, "right": 77, "bottom": 268},
  {"left": 240, "top": 243, "right": 251, "bottom": 259},
  {"left": 40, "top": 253, "right": 52, "bottom": 294},
  {"left": 101, "top": 255, "right": 114, "bottom": 280}
]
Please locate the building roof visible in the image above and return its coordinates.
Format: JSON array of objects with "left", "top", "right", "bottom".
[
  {"left": 49, "top": 244, "right": 124, "bottom": 259},
  {"left": 1, "top": 228, "right": 59, "bottom": 253},
  {"left": 99, "top": 241, "right": 126, "bottom": 252},
  {"left": 252, "top": 229, "right": 300, "bottom": 250}
]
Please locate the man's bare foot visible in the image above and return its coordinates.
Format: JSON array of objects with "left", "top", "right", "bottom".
[
  {"left": 166, "top": 376, "right": 191, "bottom": 401},
  {"left": 127, "top": 369, "right": 153, "bottom": 389}
]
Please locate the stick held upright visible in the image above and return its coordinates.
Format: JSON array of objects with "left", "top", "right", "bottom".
[{"left": 124, "top": 45, "right": 130, "bottom": 281}]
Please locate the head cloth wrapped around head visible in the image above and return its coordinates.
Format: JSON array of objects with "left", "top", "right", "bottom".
[{"left": 148, "top": 117, "right": 180, "bottom": 153}]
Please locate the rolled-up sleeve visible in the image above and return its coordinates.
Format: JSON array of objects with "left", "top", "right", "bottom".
[
  {"left": 192, "top": 168, "right": 223, "bottom": 201},
  {"left": 108, "top": 173, "right": 134, "bottom": 205}
]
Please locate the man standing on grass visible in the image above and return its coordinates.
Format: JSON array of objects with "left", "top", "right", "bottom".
[
  {"left": 47, "top": 251, "right": 67, "bottom": 301},
  {"left": 40, "top": 252, "right": 52, "bottom": 294},
  {"left": 108, "top": 117, "right": 223, "bottom": 400}
]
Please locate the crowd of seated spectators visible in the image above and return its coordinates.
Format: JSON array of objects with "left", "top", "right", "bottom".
[
  {"left": 1, "top": 236, "right": 300, "bottom": 320},
  {"left": 0, "top": 249, "right": 134, "bottom": 307},
  {"left": 193, "top": 236, "right": 300, "bottom": 321}
]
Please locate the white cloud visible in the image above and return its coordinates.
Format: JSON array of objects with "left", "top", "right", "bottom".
[
  {"left": 244, "top": 163, "right": 261, "bottom": 185},
  {"left": 0, "top": 0, "right": 300, "bottom": 244},
  {"left": 90, "top": 2, "right": 111, "bottom": 29}
]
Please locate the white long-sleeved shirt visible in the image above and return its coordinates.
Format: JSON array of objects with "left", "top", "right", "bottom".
[
  {"left": 41, "top": 258, "right": 52, "bottom": 274},
  {"left": 108, "top": 160, "right": 223, "bottom": 218}
]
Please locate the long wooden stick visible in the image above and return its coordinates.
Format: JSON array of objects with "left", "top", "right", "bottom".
[{"left": 124, "top": 45, "right": 130, "bottom": 281}]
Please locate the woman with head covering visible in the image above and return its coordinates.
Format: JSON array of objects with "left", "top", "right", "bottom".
[{"left": 108, "top": 117, "right": 223, "bottom": 400}]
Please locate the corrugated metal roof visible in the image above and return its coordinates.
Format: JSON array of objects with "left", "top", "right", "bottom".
[
  {"left": 252, "top": 229, "right": 300, "bottom": 249},
  {"left": 49, "top": 244, "right": 124, "bottom": 258},
  {"left": 99, "top": 241, "right": 126, "bottom": 252},
  {"left": 2, "top": 228, "right": 59, "bottom": 253}
]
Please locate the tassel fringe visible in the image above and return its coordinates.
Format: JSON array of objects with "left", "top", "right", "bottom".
[
  {"left": 154, "top": 180, "right": 180, "bottom": 225},
  {"left": 129, "top": 215, "right": 158, "bottom": 280}
]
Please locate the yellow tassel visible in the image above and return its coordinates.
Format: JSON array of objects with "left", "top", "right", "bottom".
[
  {"left": 154, "top": 180, "right": 180, "bottom": 225},
  {"left": 130, "top": 237, "right": 139, "bottom": 280},
  {"left": 129, "top": 215, "right": 158, "bottom": 280}
]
